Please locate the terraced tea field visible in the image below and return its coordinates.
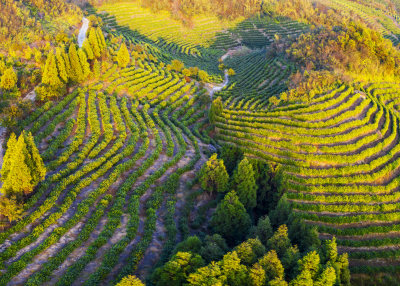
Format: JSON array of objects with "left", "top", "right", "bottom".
[
  {"left": 3, "top": 0, "right": 400, "bottom": 284},
  {"left": 215, "top": 80, "right": 400, "bottom": 275},
  {"left": 94, "top": 2, "right": 308, "bottom": 75},
  {"left": 0, "top": 55, "right": 214, "bottom": 285}
]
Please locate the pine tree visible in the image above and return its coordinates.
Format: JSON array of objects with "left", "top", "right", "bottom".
[
  {"left": 199, "top": 153, "right": 229, "bottom": 194},
  {"left": 93, "top": 59, "right": 101, "bottom": 78},
  {"left": 231, "top": 157, "right": 257, "bottom": 209},
  {"left": 117, "top": 42, "right": 130, "bottom": 68},
  {"left": 290, "top": 270, "right": 313, "bottom": 286},
  {"left": 151, "top": 252, "right": 204, "bottom": 286},
  {"left": 253, "top": 216, "right": 273, "bottom": 246},
  {"left": 0, "top": 58, "right": 6, "bottom": 74},
  {"left": 324, "top": 237, "right": 337, "bottom": 263},
  {"left": 210, "top": 191, "right": 251, "bottom": 244},
  {"left": 256, "top": 250, "right": 285, "bottom": 281},
  {"left": 62, "top": 50, "right": 71, "bottom": 78},
  {"left": 209, "top": 96, "right": 223, "bottom": 124},
  {"left": 1, "top": 133, "right": 17, "bottom": 181},
  {"left": 96, "top": 27, "right": 107, "bottom": 52},
  {"left": 88, "top": 28, "right": 101, "bottom": 58},
  {"left": 69, "top": 43, "right": 84, "bottom": 82},
  {"left": 24, "top": 132, "right": 46, "bottom": 186},
  {"left": 314, "top": 266, "right": 336, "bottom": 286},
  {"left": 2, "top": 134, "right": 33, "bottom": 196},
  {"left": 0, "top": 68, "right": 18, "bottom": 90},
  {"left": 234, "top": 238, "right": 266, "bottom": 266},
  {"left": 83, "top": 39, "right": 94, "bottom": 60},
  {"left": 78, "top": 48, "right": 91, "bottom": 81},
  {"left": 116, "top": 275, "right": 145, "bottom": 286},
  {"left": 297, "top": 251, "right": 320, "bottom": 279},
  {"left": 267, "top": 225, "right": 291, "bottom": 257},
  {"left": 0, "top": 196, "right": 22, "bottom": 222},
  {"left": 42, "top": 52, "right": 62, "bottom": 88},
  {"left": 55, "top": 48, "right": 69, "bottom": 83}
]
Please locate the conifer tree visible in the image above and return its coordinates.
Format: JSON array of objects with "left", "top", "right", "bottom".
[
  {"left": 1, "top": 133, "right": 17, "bottom": 181},
  {"left": 199, "top": 153, "right": 229, "bottom": 194},
  {"left": 210, "top": 191, "right": 251, "bottom": 244},
  {"left": 0, "top": 67, "right": 18, "bottom": 90},
  {"left": 78, "top": 48, "right": 91, "bottom": 81},
  {"left": 93, "top": 59, "right": 101, "bottom": 78},
  {"left": 116, "top": 275, "right": 145, "bottom": 286},
  {"left": 55, "top": 48, "right": 69, "bottom": 83},
  {"left": 88, "top": 28, "right": 101, "bottom": 58},
  {"left": 324, "top": 237, "right": 338, "bottom": 263},
  {"left": 314, "top": 266, "right": 336, "bottom": 286},
  {"left": 83, "top": 39, "right": 94, "bottom": 60},
  {"left": 231, "top": 157, "right": 257, "bottom": 209},
  {"left": 151, "top": 252, "right": 204, "bottom": 286},
  {"left": 96, "top": 27, "right": 107, "bottom": 51},
  {"left": 252, "top": 216, "right": 273, "bottom": 246},
  {"left": 69, "top": 43, "right": 84, "bottom": 82},
  {"left": 0, "top": 196, "right": 22, "bottom": 222},
  {"left": 24, "top": 132, "right": 46, "bottom": 186},
  {"left": 117, "top": 42, "right": 130, "bottom": 68},
  {"left": 0, "top": 58, "right": 6, "bottom": 74},
  {"left": 209, "top": 96, "right": 223, "bottom": 124},
  {"left": 62, "top": 50, "right": 71, "bottom": 78},
  {"left": 2, "top": 134, "right": 33, "bottom": 196},
  {"left": 42, "top": 52, "right": 62, "bottom": 88},
  {"left": 267, "top": 225, "right": 291, "bottom": 257},
  {"left": 256, "top": 250, "right": 285, "bottom": 281},
  {"left": 297, "top": 251, "right": 320, "bottom": 279},
  {"left": 290, "top": 269, "right": 313, "bottom": 286}
]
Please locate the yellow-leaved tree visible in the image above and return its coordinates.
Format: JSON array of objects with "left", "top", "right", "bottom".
[
  {"left": 1, "top": 132, "right": 46, "bottom": 198},
  {"left": 117, "top": 42, "right": 130, "bottom": 68}
]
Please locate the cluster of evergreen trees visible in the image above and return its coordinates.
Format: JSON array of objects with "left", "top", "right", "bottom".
[
  {"left": 148, "top": 148, "right": 350, "bottom": 285},
  {"left": 1, "top": 132, "right": 46, "bottom": 198},
  {"left": 36, "top": 27, "right": 106, "bottom": 100},
  {"left": 151, "top": 231, "right": 349, "bottom": 285},
  {"left": 0, "top": 132, "right": 45, "bottom": 223}
]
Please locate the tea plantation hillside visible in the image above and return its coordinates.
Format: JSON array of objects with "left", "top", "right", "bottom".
[{"left": 2, "top": 0, "right": 400, "bottom": 285}]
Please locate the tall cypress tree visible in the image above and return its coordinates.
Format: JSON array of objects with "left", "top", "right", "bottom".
[
  {"left": 83, "top": 39, "right": 95, "bottom": 60},
  {"left": 0, "top": 68, "right": 18, "bottom": 91},
  {"left": 210, "top": 191, "right": 251, "bottom": 244},
  {"left": 2, "top": 134, "right": 33, "bottom": 196},
  {"left": 96, "top": 27, "right": 106, "bottom": 52},
  {"left": 62, "top": 49, "right": 71, "bottom": 78},
  {"left": 117, "top": 42, "right": 130, "bottom": 68},
  {"left": 1, "top": 132, "right": 17, "bottom": 181},
  {"left": 231, "top": 157, "right": 257, "bottom": 209},
  {"left": 42, "top": 52, "right": 62, "bottom": 88},
  {"left": 24, "top": 132, "right": 46, "bottom": 186},
  {"left": 69, "top": 43, "right": 83, "bottom": 82},
  {"left": 88, "top": 28, "right": 101, "bottom": 58},
  {"left": 199, "top": 153, "right": 229, "bottom": 194},
  {"left": 78, "top": 48, "right": 91, "bottom": 81},
  {"left": 55, "top": 48, "right": 69, "bottom": 83}
]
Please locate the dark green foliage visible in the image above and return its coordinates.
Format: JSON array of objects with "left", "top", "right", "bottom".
[
  {"left": 234, "top": 238, "right": 266, "bottom": 266},
  {"left": 172, "top": 236, "right": 203, "bottom": 256},
  {"left": 199, "top": 153, "right": 229, "bottom": 194},
  {"left": 249, "top": 216, "right": 273, "bottom": 246},
  {"left": 231, "top": 157, "right": 257, "bottom": 209},
  {"left": 208, "top": 96, "right": 223, "bottom": 124},
  {"left": 219, "top": 144, "right": 243, "bottom": 175},
  {"left": 288, "top": 216, "right": 320, "bottom": 253},
  {"left": 199, "top": 234, "right": 229, "bottom": 263},
  {"left": 269, "top": 195, "right": 292, "bottom": 229},
  {"left": 151, "top": 251, "right": 205, "bottom": 286},
  {"left": 210, "top": 191, "right": 251, "bottom": 244}
]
